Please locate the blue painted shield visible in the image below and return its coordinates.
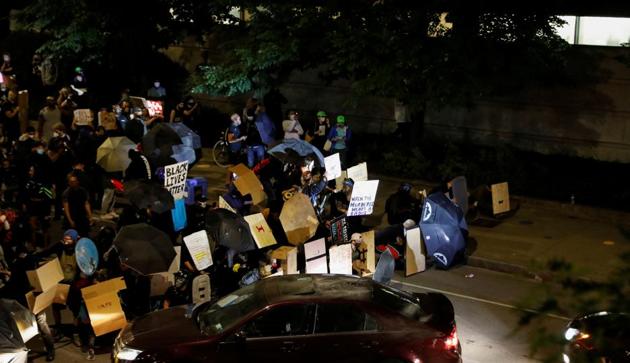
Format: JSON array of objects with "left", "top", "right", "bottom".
[{"left": 75, "top": 238, "right": 99, "bottom": 276}]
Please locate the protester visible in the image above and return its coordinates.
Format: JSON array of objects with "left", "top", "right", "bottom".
[
  {"left": 62, "top": 174, "right": 93, "bottom": 237},
  {"left": 385, "top": 182, "right": 422, "bottom": 225},
  {"left": 2, "top": 90, "right": 20, "bottom": 141},
  {"left": 327, "top": 114, "right": 352, "bottom": 167},
  {"left": 227, "top": 113, "right": 245, "bottom": 164},
  {"left": 147, "top": 80, "right": 167, "bottom": 101},
  {"left": 283, "top": 110, "right": 304, "bottom": 140},
  {"left": 308, "top": 110, "right": 331, "bottom": 151},
  {"left": 38, "top": 96, "right": 62, "bottom": 142}
]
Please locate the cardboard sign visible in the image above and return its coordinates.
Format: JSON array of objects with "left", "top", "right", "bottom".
[
  {"left": 279, "top": 193, "right": 319, "bottom": 246},
  {"left": 144, "top": 100, "right": 163, "bottom": 116},
  {"left": 329, "top": 243, "right": 353, "bottom": 275},
  {"left": 304, "top": 238, "right": 328, "bottom": 274},
  {"left": 491, "top": 182, "right": 510, "bottom": 215},
  {"left": 219, "top": 195, "right": 236, "bottom": 213},
  {"left": 329, "top": 216, "right": 349, "bottom": 245},
  {"left": 168, "top": 246, "right": 181, "bottom": 274},
  {"left": 229, "top": 164, "right": 266, "bottom": 205},
  {"left": 347, "top": 180, "right": 379, "bottom": 216},
  {"left": 347, "top": 162, "right": 368, "bottom": 182},
  {"left": 405, "top": 227, "right": 426, "bottom": 276},
  {"left": 81, "top": 278, "right": 127, "bottom": 336},
  {"left": 73, "top": 109, "right": 93, "bottom": 126},
  {"left": 270, "top": 246, "right": 298, "bottom": 275},
  {"left": 324, "top": 153, "right": 342, "bottom": 180},
  {"left": 53, "top": 284, "right": 70, "bottom": 305},
  {"left": 26, "top": 258, "right": 63, "bottom": 293},
  {"left": 183, "top": 231, "right": 213, "bottom": 271},
  {"left": 18, "top": 90, "right": 28, "bottom": 134},
  {"left": 335, "top": 170, "right": 348, "bottom": 192},
  {"left": 25, "top": 287, "right": 56, "bottom": 315},
  {"left": 164, "top": 161, "right": 189, "bottom": 199},
  {"left": 244, "top": 213, "right": 277, "bottom": 249},
  {"left": 352, "top": 230, "right": 375, "bottom": 277}
]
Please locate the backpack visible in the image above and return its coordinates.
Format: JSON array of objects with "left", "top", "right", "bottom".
[{"left": 41, "top": 57, "right": 58, "bottom": 86}]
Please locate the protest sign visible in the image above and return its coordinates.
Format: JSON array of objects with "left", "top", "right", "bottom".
[
  {"left": 168, "top": 246, "right": 181, "bottom": 274},
  {"left": 270, "top": 246, "right": 298, "bottom": 275},
  {"left": 144, "top": 99, "right": 163, "bottom": 116},
  {"left": 164, "top": 161, "right": 189, "bottom": 199},
  {"left": 219, "top": 195, "right": 236, "bottom": 213},
  {"left": 81, "top": 277, "right": 127, "bottom": 336},
  {"left": 183, "top": 231, "right": 213, "bottom": 271},
  {"left": 347, "top": 180, "right": 379, "bottom": 216},
  {"left": 405, "top": 227, "right": 426, "bottom": 276},
  {"left": 244, "top": 213, "right": 277, "bottom": 249},
  {"left": 324, "top": 153, "right": 342, "bottom": 180},
  {"left": 491, "top": 182, "right": 510, "bottom": 215},
  {"left": 229, "top": 164, "right": 266, "bottom": 205},
  {"left": 280, "top": 193, "right": 319, "bottom": 246},
  {"left": 26, "top": 258, "right": 63, "bottom": 292},
  {"left": 347, "top": 162, "right": 368, "bottom": 182},
  {"left": 73, "top": 109, "right": 93, "bottom": 126},
  {"left": 329, "top": 216, "right": 349, "bottom": 245},
  {"left": 335, "top": 170, "right": 348, "bottom": 191},
  {"left": 352, "top": 230, "right": 375, "bottom": 277},
  {"left": 304, "top": 238, "right": 328, "bottom": 274},
  {"left": 329, "top": 243, "right": 353, "bottom": 275}
]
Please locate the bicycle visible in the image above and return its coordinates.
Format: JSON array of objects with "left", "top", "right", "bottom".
[{"left": 212, "top": 128, "right": 231, "bottom": 167}]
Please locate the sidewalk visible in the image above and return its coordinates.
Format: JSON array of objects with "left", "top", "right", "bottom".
[{"left": 191, "top": 150, "right": 630, "bottom": 282}]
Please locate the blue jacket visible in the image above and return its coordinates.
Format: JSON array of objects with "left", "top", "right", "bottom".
[
  {"left": 327, "top": 126, "right": 352, "bottom": 149},
  {"left": 255, "top": 112, "right": 276, "bottom": 146}
]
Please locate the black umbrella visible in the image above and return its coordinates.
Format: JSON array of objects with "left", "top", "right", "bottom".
[
  {"left": 142, "top": 123, "right": 182, "bottom": 167},
  {"left": 114, "top": 223, "right": 176, "bottom": 275},
  {"left": 0, "top": 299, "right": 37, "bottom": 351},
  {"left": 124, "top": 179, "right": 174, "bottom": 214},
  {"left": 205, "top": 209, "right": 256, "bottom": 252}
]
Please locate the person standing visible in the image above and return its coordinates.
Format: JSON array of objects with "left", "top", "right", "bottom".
[
  {"left": 147, "top": 80, "right": 167, "bottom": 101},
  {"left": 282, "top": 110, "right": 304, "bottom": 140},
  {"left": 2, "top": 90, "right": 20, "bottom": 142},
  {"left": 308, "top": 110, "right": 331, "bottom": 151},
  {"left": 227, "top": 113, "right": 245, "bottom": 164},
  {"left": 62, "top": 174, "right": 92, "bottom": 237},
  {"left": 327, "top": 115, "right": 352, "bottom": 168},
  {"left": 38, "top": 96, "right": 62, "bottom": 142}
]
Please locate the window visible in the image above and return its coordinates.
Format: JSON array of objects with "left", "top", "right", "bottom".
[
  {"left": 243, "top": 304, "right": 315, "bottom": 338},
  {"left": 314, "top": 304, "right": 378, "bottom": 334},
  {"left": 555, "top": 15, "right": 630, "bottom": 46}
]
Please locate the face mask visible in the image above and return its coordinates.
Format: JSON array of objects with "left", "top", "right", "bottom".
[
  {"left": 154, "top": 82, "right": 160, "bottom": 88},
  {"left": 36, "top": 149, "right": 45, "bottom": 155},
  {"left": 75, "top": 75, "right": 83, "bottom": 82},
  {"left": 3, "top": 56, "right": 9, "bottom": 62},
  {"left": 53, "top": 132, "right": 60, "bottom": 138}
]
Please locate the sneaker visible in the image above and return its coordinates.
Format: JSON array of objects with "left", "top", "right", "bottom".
[{"left": 86, "top": 348, "right": 95, "bottom": 361}]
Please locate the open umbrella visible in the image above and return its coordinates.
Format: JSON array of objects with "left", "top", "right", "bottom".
[
  {"left": 205, "top": 209, "right": 256, "bottom": 252},
  {"left": 167, "top": 123, "right": 202, "bottom": 149},
  {"left": 96, "top": 136, "right": 136, "bottom": 172},
  {"left": 114, "top": 223, "right": 175, "bottom": 275},
  {"left": 419, "top": 192, "right": 468, "bottom": 269},
  {"left": 268, "top": 138, "right": 325, "bottom": 167},
  {"left": 142, "top": 123, "right": 182, "bottom": 167},
  {"left": 279, "top": 193, "right": 319, "bottom": 245},
  {"left": 172, "top": 144, "right": 196, "bottom": 165},
  {"left": 0, "top": 299, "right": 37, "bottom": 352},
  {"left": 124, "top": 179, "right": 174, "bottom": 214}
]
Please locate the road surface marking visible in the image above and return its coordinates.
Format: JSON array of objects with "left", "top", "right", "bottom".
[{"left": 392, "top": 279, "right": 570, "bottom": 321}]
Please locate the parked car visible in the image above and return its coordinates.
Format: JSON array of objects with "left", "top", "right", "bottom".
[
  {"left": 112, "top": 274, "right": 462, "bottom": 363},
  {"left": 563, "top": 311, "right": 630, "bottom": 363}
]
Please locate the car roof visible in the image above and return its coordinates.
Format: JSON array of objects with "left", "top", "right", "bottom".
[{"left": 256, "top": 274, "right": 375, "bottom": 304}]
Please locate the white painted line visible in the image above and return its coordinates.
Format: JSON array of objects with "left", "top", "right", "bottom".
[{"left": 392, "top": 279, "right": 570, "bottom": 321}]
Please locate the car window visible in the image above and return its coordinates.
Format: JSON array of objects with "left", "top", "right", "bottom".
[
  {"left": 197, "top": 284, "right": 266, "bottom": 335},
  {"left": 315, "top": 304, "right": 378, "bottom": 333},
  {"left": 372, "top": 284, "right": 425, "bottom": 321},
  {"left": 244, "top": 304, "right": 315, "bottom": 338}
]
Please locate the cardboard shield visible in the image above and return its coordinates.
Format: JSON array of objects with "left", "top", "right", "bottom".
[
  {"left": 81, "top": 278, "right": 127, "bottom": 336},
  {"left": 228, "top": 164, "right": 266, "bottom": 205},
  {"left": 270, "top": 246, "right": 298, "bottom": 275},
  {"left": 405, "top": 227, "right": 426, "bottom": 276},
  {"left": 328, "top": 243, "right": 353, "bottom": 275},
  {"left": 279, "top": 193, "right": 319, "bottom": 246},
  {"left": 243, "top": 213, "right": 277, "bottom": 249},
  {"left": 352, "top": 230, "right": 375, "bottom": 277},
  {"left": 491, "top": 182, "right": 510, "bottom": 215}
]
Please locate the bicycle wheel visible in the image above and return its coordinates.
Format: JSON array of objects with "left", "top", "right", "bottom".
[{"left": 212, "top": 140, "right": 230, "bottom": 167}]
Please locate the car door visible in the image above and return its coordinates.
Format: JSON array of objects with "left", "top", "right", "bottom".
[
  {"left": 219, "top": 303, "right": 316, "bottom": 363},
  {"left": 302, "top": 303, "right": 382, "bottom": 363}
]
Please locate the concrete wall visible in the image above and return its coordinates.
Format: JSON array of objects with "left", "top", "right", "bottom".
[{"left": 424, "top": 47, "right": 630, "bottom": 162}]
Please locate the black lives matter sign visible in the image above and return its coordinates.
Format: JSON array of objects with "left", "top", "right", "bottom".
[{"left": 164, "top": 161, "right": 188, "bottom": 199}]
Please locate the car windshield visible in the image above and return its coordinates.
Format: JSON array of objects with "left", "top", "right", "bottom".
[
  {"left": 197, "top": 284, "right": 266, "bottom": 335},
  {"left": 372, "top": 283, "right": 426, "bottom": 321}
]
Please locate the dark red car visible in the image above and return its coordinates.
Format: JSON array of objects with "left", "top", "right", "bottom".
[{"left": 112, "top": 274, "right": 462, "bottom": 363}]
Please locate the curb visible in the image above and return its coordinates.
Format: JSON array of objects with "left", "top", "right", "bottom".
[{"left": 467, "top": 256, "right": 540, "bottom": 281}]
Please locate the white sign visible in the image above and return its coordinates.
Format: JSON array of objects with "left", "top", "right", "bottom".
[
  {"left": 328, "top": 243, "right": 353, "bottom": 275},
  {"left": 347, "top": 180, "right": 379, "bottom": 216},
  {"left": 183, "top": 231, "right": 213, "bottom": 271},
  {"left": 144, "top": 100, "right": 163, "bottom": 116},
  {"left": 324, "top": 153, "right": 342, "bottom": 180},
  {"left": 347, "top": 162, "right": 368, "bottom": 182},
  {"left": 164, "top": 161, "right": 189, "bottom": 199},
  {"left": 73, "top": 109, "right": 93, "bottom": 126},
  {"left": 218, "top": 196, "right": 236, "bottom": 213},
  {"left": 304, "top": 238, "right": 328, "bottom": 274}
]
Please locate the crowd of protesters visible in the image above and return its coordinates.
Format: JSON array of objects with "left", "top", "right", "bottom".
[{"left": 0, "top": 51, "right": 433, "bottom": 362}]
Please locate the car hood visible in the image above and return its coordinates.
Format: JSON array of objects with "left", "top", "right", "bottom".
[{"left": 126, "top": 305, "right": 206, "bottom": 349}]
